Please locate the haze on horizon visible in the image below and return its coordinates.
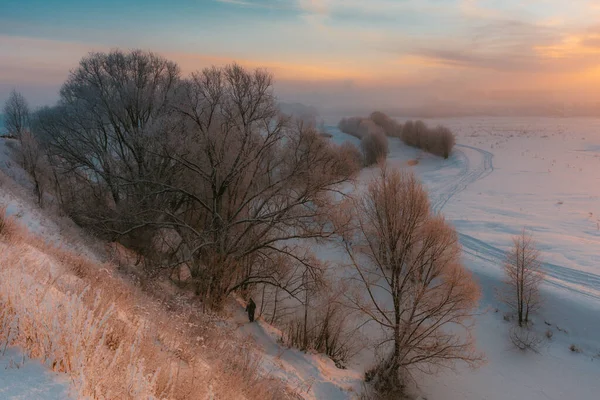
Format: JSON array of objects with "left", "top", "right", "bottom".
[{"left": 2, "top": 0, "right": 600, "bottom": 116}]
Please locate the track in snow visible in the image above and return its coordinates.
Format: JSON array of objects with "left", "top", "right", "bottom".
[
  {"left": 430, "top": 144, "right": 494, "bottom": 214},
  {"left": 433, "top": 143, "right": 600, "bottom": 300},
  {"left": 460, "top": 232, "right": 600, "bottom": 300}
]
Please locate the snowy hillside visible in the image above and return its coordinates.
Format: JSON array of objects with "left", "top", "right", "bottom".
[{"left": 0, "top": 136, "right": 362, "bottom": 399}]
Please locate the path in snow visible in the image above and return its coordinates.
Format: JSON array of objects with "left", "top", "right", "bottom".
[
  {"left": 430, "top": 144, "right": 494, "bottom": 213},
  {"left": 428, "top": 141, "right": 600, "bottom": 300},
  {"left": 231, "top": 302, "right": 363, "bottom": 400}
]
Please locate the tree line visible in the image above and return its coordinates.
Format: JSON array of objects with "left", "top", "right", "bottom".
[{"left": 338, "top": 112, "right": 456, "bottom": 160}]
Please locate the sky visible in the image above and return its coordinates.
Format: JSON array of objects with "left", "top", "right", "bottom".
[{"left": 2, "top": 0, "right": 600, "bottom": 114}]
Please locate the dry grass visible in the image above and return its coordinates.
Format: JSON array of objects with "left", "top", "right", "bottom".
[{"left": 0, "top": 209, "right": 293, "bottom": 399}]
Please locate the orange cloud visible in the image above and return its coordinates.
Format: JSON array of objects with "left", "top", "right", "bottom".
[
  {"left": 535, "top": 35, "right": 600, "bottom": 58},
  {"left": 166, "top": 51, "right": 375, "bottom": 82}
]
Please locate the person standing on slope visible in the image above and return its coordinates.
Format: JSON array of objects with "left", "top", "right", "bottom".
[{"left": 245, "top": 298, "right": 256, "bottom": 322}]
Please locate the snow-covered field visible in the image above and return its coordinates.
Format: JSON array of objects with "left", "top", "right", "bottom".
[{"left": 323, "top": 116, "right": 600, "bottom": 400}]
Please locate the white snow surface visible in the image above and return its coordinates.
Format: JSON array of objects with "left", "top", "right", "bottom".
[
  {"left": 0, "top": 348, "right": 70, "bottom": 399},
  {"left": 322, "top": 116, "right": 600, "bottom": 400},
  {"left": 230, "top": 299, "right": 364, "bottom": 400}
]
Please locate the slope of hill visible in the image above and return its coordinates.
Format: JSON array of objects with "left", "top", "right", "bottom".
[{"left": 0, "top": 137, "right": 361, "bottom": 399}]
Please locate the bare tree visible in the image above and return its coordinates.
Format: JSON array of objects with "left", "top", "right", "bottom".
[
  {"left": 35, "top": 50, "right": 182, "bottom": 236},
  {"left": 151, "top": 64, "right": 357, "bottom": 306},
  {"left": 341, "top": 166, "right": 482, "bottom": 394},
  {"left": 19, "top": 131, "right": 46, "bottom": 206},
  {"left": 501, "top": 230, "right": 545, "bottom": 327},
  {"left": 3, "top": 90, "right": 30, "bottom": 139}
]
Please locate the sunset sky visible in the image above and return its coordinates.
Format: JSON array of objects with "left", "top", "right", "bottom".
[{"left": 2, "top": 0, "right": 600, "bottom": 112}]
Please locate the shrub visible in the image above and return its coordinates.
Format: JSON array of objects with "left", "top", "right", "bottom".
[
  {"left": 570, "top": 344, "right": 581, "bottom": 353},
  {"left": 370, "top": 111, "right": 402, "bottom": 138},
  {"left": 338, "top": 117, "right": 366, "bottom": 138},
  {"left": 358, "top": 119, "right": 384, "bottom": 139},
  {"left": 338, "top": 142, "right": 364, "bottom": 175},
  {"left": 401, "top": 120, "right": 416, "bottom": 146},
  {"left": 429, "top": 125, "right": 456, "bottom": 159},
  {"left": 509, "top": 326, "right": 543, "bottom": 353},
  {"left": 283, "top": 302, "right": 358, "bottom": 368},
  {"left": 400, "top": 120, "right": 456, "bottom": 159},
  {"left": 361, "top": 131, "right": 389, "bottom": 166}
]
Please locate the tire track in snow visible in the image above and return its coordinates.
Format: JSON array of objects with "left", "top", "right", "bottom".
[
  {"left": 460, "top": 233, "right": 600, "bottom": 300},
  {"left": 432, "top": 142, "right": 600, "bottom": 300},
  {"left": 431, "top": 144, "right": 494, "bottom": 214}
]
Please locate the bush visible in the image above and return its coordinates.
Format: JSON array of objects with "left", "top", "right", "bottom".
[
  {"left": 358, "top": 119, "right": 384, "bottom": 138},
  {"left": 338, "top": 142, "right": 364, "bottom": 175},
  {"left": 400, "top": 120, "right": 455, "bottom": 159},
  {"left": 363, "top": 358, "right": 410, "bottom": 399},
  {"left": 361, "top": 131, "right": 389, "bottom": 166},
  {"left": 370, "top": 111, "right": 402, "bottom": 138},
  {"left": 570, "top": 344, "right": 581, "bottom": 353},
  {"left": 429, "top": 125, "right": 456, "bottom": 159},
  {"left": 509, "top": 326, "right": 543, "bottom": 353},
  {"left": 338, "top": 117, "right": 367, "bottom": 138},
  {"left": 338, "top": 116, "right": 389, "bottom": 166},
  {"left": 283, "top": 302, "right": 358, "bottom": 368},
  {"left": 400, "top": 120, "right": 413, "bottom": 146}
]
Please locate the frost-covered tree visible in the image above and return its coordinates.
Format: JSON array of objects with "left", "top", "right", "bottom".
[
  {"left": 342, "top": 166, "right": 483, "bottom": 395},
  {"left": 3, "top": 90, "right": 30, "bottom": 139},
  {"left": 502, "top": 230, "right": 545, "bottom": 327}
]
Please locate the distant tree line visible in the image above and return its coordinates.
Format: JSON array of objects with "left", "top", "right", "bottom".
[{"left": 338, "top": 111, "right": 456, "bottom": 160}]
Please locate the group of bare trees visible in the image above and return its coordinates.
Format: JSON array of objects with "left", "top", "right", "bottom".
[
  {"left": 17, "top": 50, "right": 360, "bottom": 310},
  {"left": 338, "top": 116, "right": 389, "bottom": 166},
  {"left": 401, "top": 120, "right": 456, "bottom": 159},
  {"left": 338, "top": 112, "right": 456, "bottom": 162}
]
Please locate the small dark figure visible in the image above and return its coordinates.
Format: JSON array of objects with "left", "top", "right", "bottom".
[{"left": 245, "top": 298, "right": 256, "bottom": 322}]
